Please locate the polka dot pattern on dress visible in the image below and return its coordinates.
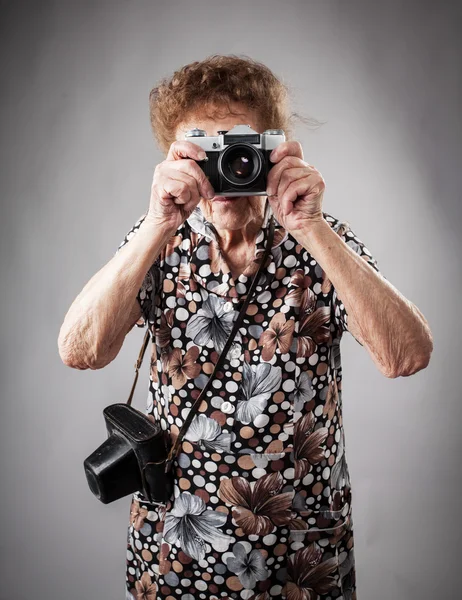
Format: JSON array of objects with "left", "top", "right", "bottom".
[{"left": 115, "top": 203, "right": 382, "bottom": 599}]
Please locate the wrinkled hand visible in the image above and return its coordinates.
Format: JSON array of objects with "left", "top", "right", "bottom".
[
  {"left": 146, "top": 140, "right": 215, "bottom": 234},
  {"left": 265, "top": 141, "right": 325, "bottom": 233}
]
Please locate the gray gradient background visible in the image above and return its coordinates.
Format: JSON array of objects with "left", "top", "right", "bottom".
[{"left": 1, "top": 0, "right": 460, "bottom": 598}]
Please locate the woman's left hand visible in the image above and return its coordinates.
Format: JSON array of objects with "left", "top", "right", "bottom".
[{"left": 265, "top": 141, "right": 325, "bottom": 233}]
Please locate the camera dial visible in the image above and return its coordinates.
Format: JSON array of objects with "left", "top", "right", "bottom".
[{"left": 185, "top": 128, "right": 207, "bottom": 137}]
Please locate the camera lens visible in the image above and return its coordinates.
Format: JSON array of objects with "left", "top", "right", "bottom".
[
  {"left": 228, "top": 149, "right": 253, "bottom": 179},
  {"left": 218, "top": 143, "right": 262, "bottom": 186}
]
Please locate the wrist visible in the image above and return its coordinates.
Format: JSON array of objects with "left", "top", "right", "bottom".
[
  {"left": 138, "top": 215, "right": 176, "bottom": 256},
  {"left": 140, "top": 214, "right": 177, "bottom": 241},
  {"left": 291, "top": 218, "right": 331, "bottom": 254}
]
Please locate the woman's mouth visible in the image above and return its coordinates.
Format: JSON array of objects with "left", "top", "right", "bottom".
[{"left": 212, "top": 196, "right": 242, "bottom": 203}]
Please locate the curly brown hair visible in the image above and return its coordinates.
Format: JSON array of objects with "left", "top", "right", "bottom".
[{"left": 149, "top": 54, "right": 322, "bottom": 155}]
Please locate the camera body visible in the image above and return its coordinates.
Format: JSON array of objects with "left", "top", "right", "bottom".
[
  {"left": 83, "top": 404, "right": 173, "bottom": 505},
  {"left": 185, "top": 124, "right": 285, "bottom": 196}
]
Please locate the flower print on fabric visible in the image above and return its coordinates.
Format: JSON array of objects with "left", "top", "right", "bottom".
[
  {"left": 292, "top": 370, "right": 315, "bottom": 412},
  {"left": 235, "top": 361, "right": 282, "bottom": 424},
  {"left": 330, "top": 337, "right": 341, "bottom": 371},
  {"left": 163, "top": 492, "right": 233, "bottom": 561},
  {"left": 165, "top": 346, "right": 201, "bottom": 389},
  {"left": 117, "top": 204, "right": 381, "bottom": 598},
  {"left": 282, "top": 544, "right": 339, "bottom": 600},
  {"left": 293, "top": 411, "right": 329, "bottom": 480},
  {"left": 338, "top": 550, "right": 356, "bottom": 600},
  {"left": 157, "top": 309, "right": 174, "bottom": 349},
  {"left": 322, "top": 376, "right": 339, "bottom": 421},
  {"left": 185, "top": 293, "right": 241, "bottom": 353},
  {"left": 284, "top": 269, "right": 313, "bottom": 310},
  {"left": 296, "top": 287, "right": 331, "bottom": 358},
  {"left": 183, "top": 413, "right": 232, "bottom": 452},
  {"left": 331, "top": 429, "right": 351, "bottom": 493},
  {"left": 258, "top": 313, "right": 295, "bottom": 361},
  {"left": 129, "top": 499, "right": 148, "bottom": 532},
  {"left": 218, "top": 471, "right": 294, "bottom": 535},
  {"left": 248, "top": 594, "right": 272, "bottom": 600},
  {"left": 187, "top": 206, "right": 218, "bottom": 242},
  {"left": 133, "top": 571, "right": 157, "bottom": 600},
  {"left": 226, "top": 542, "right": 269, "bottom": 589}
]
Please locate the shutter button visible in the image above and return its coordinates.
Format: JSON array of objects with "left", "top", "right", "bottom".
[
  {"left": 223, "top": 301, "right": 233, "bottom": 313},
  {"left": 221, "top": 401, "right": 234, "bottom": 414}
]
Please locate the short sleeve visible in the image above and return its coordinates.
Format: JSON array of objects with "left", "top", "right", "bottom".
[
  {"left": 114, "top": 213, "right": 158, "bottom": 328},
  {"left": 329, "top": 218, "right": 384, "bottom": 337}
]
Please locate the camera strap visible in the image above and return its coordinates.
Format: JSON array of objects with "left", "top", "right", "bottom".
[{"left": 127, "top": 211, "right": 276, "bottom": 474}]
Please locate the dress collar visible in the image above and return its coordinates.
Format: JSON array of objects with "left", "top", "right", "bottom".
[
  {"left": 186, "top": 199, "right": 282, "bottom": 246},
  {"left": 185, "top": 200, "right": 287, "bottom": 299}
]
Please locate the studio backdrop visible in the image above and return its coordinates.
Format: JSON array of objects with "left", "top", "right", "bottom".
[{"left": 0, "top": 1, "right": 460, "bottom": 599}]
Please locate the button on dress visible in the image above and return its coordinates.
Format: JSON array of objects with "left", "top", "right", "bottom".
[{"left": 114, "top": 202, "right": 382, "bottom": 600}]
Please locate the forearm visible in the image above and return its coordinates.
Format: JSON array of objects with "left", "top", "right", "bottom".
[
  {"left": 293, "top": 220, "right": 433, "bottom": 377},
  {"left": 58, "top": 217, "right": 171, "bottom": 369}
]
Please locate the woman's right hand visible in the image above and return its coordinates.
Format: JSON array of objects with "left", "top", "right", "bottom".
[{"left": 145, "top": 140, "right": 215, "bottom": 233}]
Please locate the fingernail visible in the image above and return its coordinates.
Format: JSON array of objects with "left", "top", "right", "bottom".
[
  {"left": 207, "top": 190, "right": 215, "bottom": 199},
  {"left": 198, "top": 152, "right": 206, "bottom": 160}
]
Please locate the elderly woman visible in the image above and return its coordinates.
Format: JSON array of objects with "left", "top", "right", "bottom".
[{"left": 58, "top": 55, "right": 433, "bottom": 600}]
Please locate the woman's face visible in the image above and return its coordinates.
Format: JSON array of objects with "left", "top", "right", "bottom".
[{"left": 174, "top": 102, "right": 267, "bottom": 233}]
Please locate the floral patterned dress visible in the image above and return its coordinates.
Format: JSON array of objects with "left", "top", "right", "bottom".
[{"left": 115, "top": 201, "right": 381, "bottom": 600}]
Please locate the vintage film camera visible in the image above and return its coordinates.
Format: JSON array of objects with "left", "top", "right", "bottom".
[
  {"left": 185, "top": 124, "right": 285, "bottom": 196},
  {"left": 84, "top": 404, "right": 172, "bottom": 505}
]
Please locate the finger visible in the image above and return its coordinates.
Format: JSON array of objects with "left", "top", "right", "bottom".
[
  {"left": 266, "top": 193, "right": 281, "bottom": 217},
  {"left": 269, "top": 140, "right": 304, "bottom": 164},
  {"left": 162, "top": 178, "right": 193, "bottom": 206},
  {"left": 161, "top": 166, "right": 201, "bottom": 205},
  {"left": 167, "top": 158, "right": 215, "bottom": 199},
  {"left": 275, "top": 167, "right": 312, "bottom": 201},
  {"left": 183, "top": 197, "right": 201, "bottom": 215},
  {"left": 166, "top": 140, "right": 208, "bottom": 163},
  {"left": 266, "top": 156, "right": 308, "bottom": 196},
  {"left": 279, "top": 179, "right": 313, "bottom": 216}
]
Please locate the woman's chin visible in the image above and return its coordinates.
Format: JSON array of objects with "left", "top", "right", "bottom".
[
  {"left": 208, "top": 197, "right": 248, "bottom": 227},
  {"left": 199, "top": 195, "right": 264, "bottom": 229}
]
